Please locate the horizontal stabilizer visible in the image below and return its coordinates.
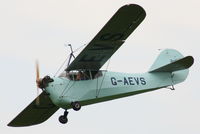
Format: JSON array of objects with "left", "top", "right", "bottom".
[
  {"left": 8, "top": 92, "right": 59, "bottom": 127},
  {"left": 149, "top": 56, "right": 194, "bottom": 73}
]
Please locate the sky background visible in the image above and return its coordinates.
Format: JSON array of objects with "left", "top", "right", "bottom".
[{"left": 0, "top": 0, "right": 199, "bottom": 133}]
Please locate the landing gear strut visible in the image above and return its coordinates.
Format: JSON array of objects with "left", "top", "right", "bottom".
[
  {"left": 59, "top": 110, "right": 68, "bottom": 124},
  {"left": 58, "top": 102, "right": 81, "bottom": 124}
]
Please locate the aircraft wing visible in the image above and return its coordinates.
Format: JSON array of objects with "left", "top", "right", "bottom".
[
  {"left": 66, "top": 4, "right": 146, "bottom": 71},
  {"left": 8, "top": 92, "right": 59, "bottom": 127}
]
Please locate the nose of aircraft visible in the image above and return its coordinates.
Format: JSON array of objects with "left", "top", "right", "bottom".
[
  {"left": 44, "top": 77, "right": 72, "bottom": 109},
  {"left": 37, "top": 76, "right": 54, "bottom": 89},
  {"left": 44, "top": 77, "right": 65, "bottom": 94}
]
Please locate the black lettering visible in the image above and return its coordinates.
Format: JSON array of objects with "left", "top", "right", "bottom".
[
  {"left": 134, "top": 77, "right": 139, "bottom": 85},
  {"left": 100, "top": 33, "right": 124, "bottom": 41},
  {"left": 117, "top": 80, "right": 123, "bottom": 82},
  {"left": 79, "top": 55, "right": 106, "bottom": 62},
  {"left": 128, "top": 77, "right": 134, "bottom": 85},
  {"left": 124, "top": 77, "right": 129, "bottom": 85},
  {"left": 111, "top": 77, "right": 117, "bottom": 85},
  {"left": 140, "top": 77, "right": 146, "bottom": 85},
  {"left": 89, "top": 43, "right": 114, "bottom": 50}
]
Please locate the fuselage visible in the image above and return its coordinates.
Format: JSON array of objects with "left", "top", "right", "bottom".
[{"left": 44, "top": 70, "right": 186, "bottom": 110}]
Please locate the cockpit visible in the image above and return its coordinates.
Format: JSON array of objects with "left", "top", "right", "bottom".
[{"left": 59, "top": 70, "right": 103, "bottom": 81}]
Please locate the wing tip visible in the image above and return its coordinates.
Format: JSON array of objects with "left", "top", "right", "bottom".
[
  {"left": 119, "top": 4, "right": 146, "bottom": 20},
  {"left": 7, "top": 122, "right": 22, "bottom": 127},
  {"left": 7, "top": 120, "right": 44, "bottom": 127},
  {"left": 121, "top": 4, "right": 146, "bottom": 12}
]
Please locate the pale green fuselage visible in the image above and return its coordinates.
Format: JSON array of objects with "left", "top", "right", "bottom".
[{"left": 45, "top": 70, "right": 188, "bottom": 110}]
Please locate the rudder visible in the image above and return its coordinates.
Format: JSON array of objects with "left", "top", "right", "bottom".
[
  {"left": 149, "top": 49, "right": 194, "bottom": 73},
  {"left": 148, "top": 49, "right": 194, "bottom": 84}
]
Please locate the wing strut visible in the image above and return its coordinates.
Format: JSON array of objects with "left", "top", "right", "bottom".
[{"left": 95, "top": 58, "right": 111, "bottom": 98}]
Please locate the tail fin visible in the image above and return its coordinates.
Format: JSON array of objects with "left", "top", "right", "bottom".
[
  {"left": 149, "top": 49, "right": 194, "bottom": 73},
  {"left": 149, "top": 49, "right": 194, "bottom": 84}
]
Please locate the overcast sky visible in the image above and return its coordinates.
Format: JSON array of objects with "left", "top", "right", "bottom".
[{"left": 0, "top": 0, "right": 199, "bottom": 134}]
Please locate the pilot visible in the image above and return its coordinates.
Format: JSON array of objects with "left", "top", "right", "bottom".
[{"left": 76, "top": 71, "right": 84, "bottom": 80}]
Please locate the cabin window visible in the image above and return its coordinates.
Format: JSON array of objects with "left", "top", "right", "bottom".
[{"left": 59, "top": 70, "right": 103, "bottom": 81}]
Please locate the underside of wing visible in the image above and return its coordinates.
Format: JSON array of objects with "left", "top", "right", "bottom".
[
  {"left": 66, "top": 4, "right": 146, "bottom": 71},
  {"left": 8, "top": 92, "right": 59, "bottom": 127}
]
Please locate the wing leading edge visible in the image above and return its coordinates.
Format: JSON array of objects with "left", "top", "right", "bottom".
[
  {"left": 8, "top": 92, "right": 59, "bottom": 127},
  {"left": 66, "top": 4, "right": 146, "bottom": 71}
]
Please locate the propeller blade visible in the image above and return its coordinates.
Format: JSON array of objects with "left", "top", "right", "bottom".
[
  {"left": 36, "top": 60, "right": 40, "bottom": 86},
  {"left": 35, "top": 60, "right": 40, "bottom": 105}
]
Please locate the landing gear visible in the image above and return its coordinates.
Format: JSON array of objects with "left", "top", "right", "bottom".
[
  {"left": 58, "top": 102, "right": 81, "bottom": 124},
  {"left": 59, "top": 110, "right": 68, "bottom": 124},
  {"left": 71, "top": 101, "right": 81, "bottom": 111}
]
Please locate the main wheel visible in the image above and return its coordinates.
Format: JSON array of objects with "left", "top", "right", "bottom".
[
  {"left": 71, "top": 101, "right": 81, "bottom": 111},
  {"left": 59, "top": 115, "right": 68, "bottom": 124}
]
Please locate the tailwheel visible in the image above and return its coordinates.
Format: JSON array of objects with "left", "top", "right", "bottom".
[
  {"left": 59, "top": 110, "right": 68, "bottom": 124},
  {"left": 71, "top": 101, "right": 81, "bottom": 111}
]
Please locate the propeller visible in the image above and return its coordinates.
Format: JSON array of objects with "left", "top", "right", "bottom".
[
  {"left": 35, "top": 60, "right": 54, "bottom": 105},
  {"left": 35, "top": 60, "right": 41, "bottom": 105}
]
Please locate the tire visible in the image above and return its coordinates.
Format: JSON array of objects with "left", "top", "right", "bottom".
[
  {"left": 59, "top": 115, "right": 68, "bottom": 124},
  {"left": 71, "top": 102, "right": 81, "bottom": 111}
]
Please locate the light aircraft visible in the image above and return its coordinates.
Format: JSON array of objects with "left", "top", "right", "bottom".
[{"left": 8, "top": 4, "right": 194, "bottom": 127}]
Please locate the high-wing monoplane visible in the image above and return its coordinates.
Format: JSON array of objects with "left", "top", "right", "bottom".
[{"left": 8, "top": 4, "right": 194, "bottom": 127}]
